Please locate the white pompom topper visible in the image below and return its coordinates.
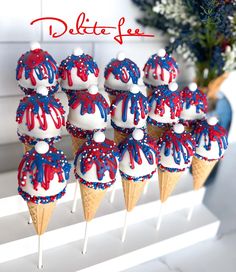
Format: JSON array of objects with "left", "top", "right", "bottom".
[
  {"left": 30, "top": 42, "right": 41, "bottom": 51},
  {"left": 130, "top": 84, "right": 140, "bottom": 94},
  {"left": 93, "top": 131, "right": 106, "bottom": 143},
  {"left": 168, "top": 82, "right": 178, "bottom": 92},
  {"left": 88, "top": 85, "right": 99, "bottom": 95},
  {"left": 157, "top": 48, "right": 166, "bottom": 58},
  {"left": 188, "top": 82, "right": 198, "bottom": 92},
  {"left": 117, "top": 52, "right": 126, "bottom": 61},
  {"left": 207, "top": 116, "right": 218, "bottom": 126},
  {"left": 173, "top": 123, "right": 184, "bottom": 134},
  {"left": 35, "top": 141, "right": 49, "bottom": 154},
  {"left": 73, "top": 47, "right": 84, "bottom": 56},
  {"left": 132, "top": 129, "right": 144, "bottom": 141},
  {"left": 36, "top": 86, "right": 49, "bottom": 96}
]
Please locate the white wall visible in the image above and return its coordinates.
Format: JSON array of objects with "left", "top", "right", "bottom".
[{"left": 0, "top": 0, "right": 194, "bottom": 171}]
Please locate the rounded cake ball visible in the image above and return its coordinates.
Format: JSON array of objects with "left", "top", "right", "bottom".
[
  {"left": 18, "top": 141, "right": 71, "bottom": 204},
  {"left": 59, "top": 48, "right": 99, "bottom": 96},
  {"left": 74, "top": 131, "right": 120, "bottom": 221},
  {"left": 16, "top": 42, "right": 59, "bottom": 94},
  {"left": 192, "top": 117, "right": 228, "bottom": 190},
  {"left": 158, "top": 124, "right": 195, "bottom": 172},
  {"left": 157, "top": 123, "right": 196, "bottom": 202},
  {"left": 66, "top": 85, "right": 110, "bottom": 154},
  {"left": 16, "top": 86, "right": 66, "bottom": 147},
  {"left": 119, "top": 129, "right": 159, "bottom": 181},
  {"left": 147, "top": 82, "right": 182, "bottom": 138},
  {"left": 143, "top": 48, "right": 179, "bottom": 94},
  {"left": 111, "top": 84, "right": 150, "bottom": 144},
  {"left": 194, "top": 117, "right": 228, "bottom": 161},
  {"left": 104, "top": 52, "right": 141, "bottom": 98},
  {"left": 180, "top": 82, "right": 208, "bottom": 130}
]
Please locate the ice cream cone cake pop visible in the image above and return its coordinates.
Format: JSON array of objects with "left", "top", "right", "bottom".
[
  {"left": 192, "top": 117, "right": 228, "bottom": 190},
  {"left": 16, "top": 86, "right": 66, "bottom": 151},
  {"left": 158, "top": 124, "right": 195, "bottom": 202},
  {"left": 119, "top": 129, "right": 159, "bottom": 241},
  {"left": 111, "top": 84, "right": 150, "bottom": 145},
  {"left": 16, "top": 42, "right": 59, "bottom": 95},
  {"left": 143, "top": 48, "right": 179, "bottom": 97},
  {"left": 59, "top": 48, "right": 99, "bottom": 98},
  {"left": 180, "top": 82, "right": 208, "bottom": 132},
  {"left": 74, "top": 131, "right": 119, "bottom": 253},
  {"left": 104, "top": 52, "right": 140, "bottom": 103},
  {"left": 119, "top": 129, "right": 159, "bottom": 212},
  {"left": 147, "top": 82, "right": 182, "bottom": 139},
  {"left": 66, "top": 85, "right": 110, "bottom": 156},
  {"left": 18, "top": 141, "right": 71, "bottom": 268}
]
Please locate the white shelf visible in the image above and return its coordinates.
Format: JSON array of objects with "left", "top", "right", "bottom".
[
  {"left": 0, "top": 168, "right": 220, "bottom": 271},
  {"left": 0, "top": 205, "right": 219, "bottom": 272}
]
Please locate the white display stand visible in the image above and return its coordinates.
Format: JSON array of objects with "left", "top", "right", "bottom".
[{"left": 0, "top": 168, "right": 220, "bottom": 271}]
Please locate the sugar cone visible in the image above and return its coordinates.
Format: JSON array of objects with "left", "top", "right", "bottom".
[
  {"left": 158, "top": 168, "right": 182, "bottom": 202},
  {"left": 114, "top": 129, "right": 129, "bottom": 145},
  {"left": 147, "top": 124, "right": 166, "bottom": 139},
  {"left": 23, "top": 143, "right": 33, "bottom": 153},
  {"left": 79, "top": 183, "right": 107, "bottom": 222},
  {"left": 71, "top": 135, "right": 86, "bottom": 157},
  {"left": 146, "top": 87, "right": 153, "bottom": 98},
  {"left": 192, "top": 156, "right": 218, "bottom": 190},
  {"left": 27, "top": 201, "right": 56, "bottom": 235},
  {"left": 108, "top": 94, "right": 116, "bottom": 104},
  {"left": 122, "top": 179, "right": 147, "bottom": 212},
  {"left": 184, "top": 125, "right": 193, "bottom": 133}
]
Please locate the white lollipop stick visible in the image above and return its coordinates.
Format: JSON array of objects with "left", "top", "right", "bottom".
[
  {"left": 71, "top": 181, "right": 79, "bottom": 213},
  {"left": 156, "top": 202, "right": 165, "bottom": 231},
  {"left": 82, "top": 222, "right": 89, "bottom": 254},
  {"left": 28, "top": 215, "right": 32, "bottom": 224},
  {"left": 143, "top": 182, "right": 149, "bottom": 195},
  {"left": 109, "top": 185, "right": 116, "bottom": 203},
  {"left": 38, "top": 235, "right": 43, "bottom": 269},
  {"left": 187, "top": 191, "right": 197, "bottom": 221},
  {"left": 121, "top": 210, "right": 129, "bottom": 242},
  {"left": 187, "top": 204, "right": 194, "bottom": 221}
]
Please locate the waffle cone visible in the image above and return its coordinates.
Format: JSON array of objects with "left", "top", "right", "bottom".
[
  {"left": 108, "top": 94, "right": 116, "bottom": 104},
  {"left": 71, "top": 135, "right": 86, "bottom": 157},
  {"left": 114, "top": 129, "right": 129, "bottom": 145},
  {"left": 158, "top": 168, "right": 182, "bottom": 202},
  {"left": 147, "top": 124, "right": 166, "bottom": 139},
  {"left": 122, "top": 178, "right": 147, "bottom": 212},
  {"left": 146, "top": 87, "right": 153, "bottom": 98},
  {"left": 184, "top": 125, "right": 193, "bottom": 133},
  {"left": 79, "top": 183, "right": 107, "bottom": 222},
  {"left": 27, "top": 201, "right": 56, "bottom": 235},
  {"left": 23, "top": 143, "right": 33, "bottom": 153},
  {"left": 192, "top": 156, "right": 218, "bottom": 190}
]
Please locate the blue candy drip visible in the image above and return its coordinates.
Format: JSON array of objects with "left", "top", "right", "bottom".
[{"left": 104, "top": 58, "right": 140, "bottom": 84}]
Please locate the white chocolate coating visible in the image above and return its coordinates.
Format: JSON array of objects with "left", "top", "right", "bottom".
[
  {"left": 76, "top": 155, "right": 120, "bottom": 183},
  {"left": 180, "top": 104, "right": 206, "bottom": 120},
  {"left": 149, "top": 102, "right": 179, "bottom": 124},
  {"left": 120, "top": 150, "right": 157, "bottom": 177},
  {"left": 105, "top": 73, "right": 134, "bottom": 91},
  {"left": 159, "top": 144, "right": 192, "bottom": 169},
  {"left": 22, "top": 173, "right": 66, "bottom": 197},
  {"left": 196, "top": 137, "right": 225, "bottom": 160},
  {"left": 112, "top": 97, "right": 148, "bottom": 128},
  {"left": 68, "top": 104, "right": 108, "bottom": 130},
  {"left": 18, "top": 107, "right": 62, "bottom": 139},
  {"left": 18, "top": 70, "right": 57, "bottom": 89},
  {"left": 60, "top": 68, "right": 98, "bottom": 90},
  {"left": 143, "top": 66, "right": 172, "bottom": 87}
]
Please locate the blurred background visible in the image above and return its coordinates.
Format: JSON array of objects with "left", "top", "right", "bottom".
[{"left": 0, "top": 0, "right": 235, "bottom": 271}]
